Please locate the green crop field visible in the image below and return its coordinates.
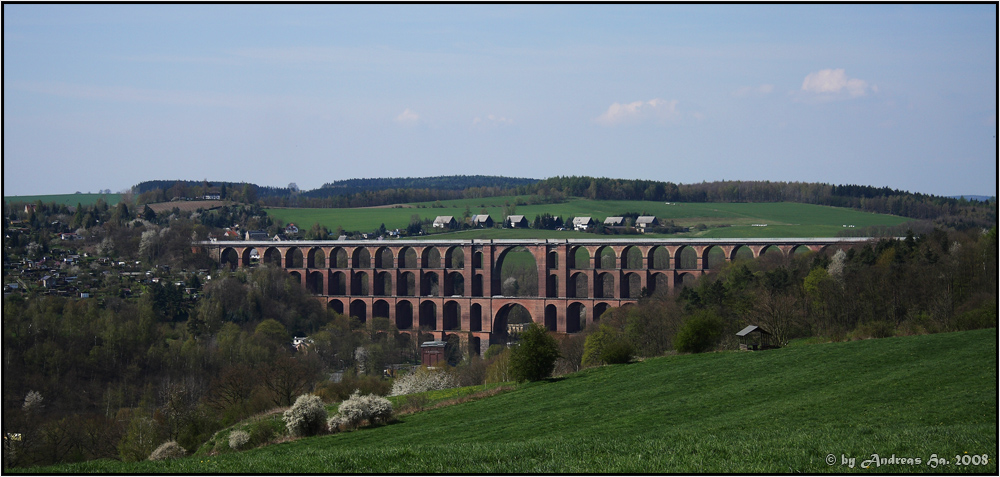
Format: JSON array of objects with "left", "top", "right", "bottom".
[
  {"left": 266, "top": 197, "right": 912, "bottom": 239},
  {"left": 26, "top": 328, "right": 996, "bottom": 473},
  {"left": 4, "top": 193, "right": 122, "bottom": 207}
]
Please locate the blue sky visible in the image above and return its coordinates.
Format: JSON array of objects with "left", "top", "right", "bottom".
[{"left": 3, "top": 4, "right": 996, "bottom": 197}]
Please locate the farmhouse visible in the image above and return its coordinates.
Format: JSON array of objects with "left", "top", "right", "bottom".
[
  {"left": 432, "top": 216, "right": 458, "bottom": 229},
  {"left": 604, "top": 216, "right": 625, "bottom": 227},
  {"left": 636, "top": 216, "right": 659, "bottom": 231},
  {"left": 471, "top": 215, "right": 494, "bottom": 228},
  {"left": 245, "top": 230, "right": 269, "bottom": 241},
  {"left": 572, "top": 216, "right": 594, "bottom": 231},
  {"left": 506, "top": 215, "right": 529, "bottom": 228}
]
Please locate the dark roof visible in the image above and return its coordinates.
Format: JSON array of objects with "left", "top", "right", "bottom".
[{"left": 736, "top": 325, "right": 770, "bottom": 337}]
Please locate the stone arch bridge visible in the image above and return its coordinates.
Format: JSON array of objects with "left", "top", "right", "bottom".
[{"left": 196, "top": 238, "right": 869, "bottom": 356}]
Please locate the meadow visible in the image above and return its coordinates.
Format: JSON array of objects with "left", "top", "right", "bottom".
[
  {"left": 265, "top": 197, "right": 913, "bottom": 239},
  {"left": 25, "top": 328, "right": 996, "bottom": 473}
]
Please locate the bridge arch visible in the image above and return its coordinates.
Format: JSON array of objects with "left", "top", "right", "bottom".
[
  {"left": 596, "top": 246, "right": 616, "bottom": 269},
  {"left": 675, "top": 246, "right": 697, "bottom": 269},
  {"left": 443, "top": 301, "right": 461, "bottom": 331},
  {"left": 570, "top": 272, "right": 589, "bottom": 298},
  {"left": 352, "top": 247, "right": 371, "bottom": 268},
  {"left": 421, "top": 247, "right": 441, "bottom": 268},
  {"left": 566, "top": 302, "right": 586, "bottom": 333},
  {"left": 445, "top": 271, "right": 465, "bottom": 296},
  {"left": 398, "top": 271, "right": 416, "bottom": 296},
  {"left": 221, "top": 247, "right": 239, "bottom": 270},
  {"left": 306, "top": 271, "right": 324, "bottom": 295},
  {"left": 374, "top": 271, "right": 393, "bottom": 296},
  {"left": 594, "top": 302, "right": 612, "bottom": 322},
  {"left": 622, "top": 245, "right": 643, "bottom": 269},
  {"left": 704, "top": 246, "right": 726, "bottom": 269},
  {"left": 419, "top": 301, "right": 437, "bottom": 329},
  {"left": 285, "top": 247, "right": 304, "bottom": 268},
  {"left": 495, "top": 246, "right": 538, "bottom": 297},
  {"left": 329, "top": 271, "right": 347, "bottom": 295},
  {"left": 730, "top": 245, "right": 754, "bottom": 262},
  {"left": 328, "top": 298, "right": 345, "bottom": 315},
  {"left": 569, "top": 246, "right": 590, "bottom": 269},
  {"left": 263, "top": 247, "right": 282, "bottom": 266},
  {"left": 307, "top": 247, "right": 326, "bottom": 268},
  {"left": 373, "top": 299, "right": 390, "bottom": 319},
  {"left": 544, "top": 304, "right": 558, "bottom": 331},
  {"left": 622, "top": 272, "right": 642, "bottom": 299},
  {"left": 648, "top": 245, "right": 670, "bottom": 270},
  {"left": 398, "top": 247, "right": 418, "bottom": 268},
  {"left": 396, "top": 300, "right": 414, "bottom": 329},
  {"left": 374, "top": 247, "right": 394, "bottom": 268},
  {"left": 470, "top": 303, "right": 483, "bottom": 332},
  {"left": 331, "top": 247, "right": 348, "bottom": 268},
  {"left": 445, "top": 246, "right": 464, "bottom": 269},
  {"left": 350, "top": 300, "right": 367, "bottom": 322},
  {"left": 352, "top": 271, "right": 369, "bottom": 295}
]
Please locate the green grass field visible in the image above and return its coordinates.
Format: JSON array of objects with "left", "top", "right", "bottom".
[
  {"left": 4, "top": 193, "right": 122, "bottom": 207},
  {"left": 266, "top": 198, "right": 912, "bottom": 239},
  {"left": 25, "top": 328, "right": 996, "bottom": 473}
]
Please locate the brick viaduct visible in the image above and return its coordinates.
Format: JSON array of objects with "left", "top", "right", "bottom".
[{"left": 197, "top": 238, "right": 869, "bottom": 356}]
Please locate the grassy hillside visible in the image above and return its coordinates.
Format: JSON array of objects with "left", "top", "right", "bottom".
[
  {"left": 26, "top": 328, "right": 996, "bottom": 473},
  {"left": 4, "top": 193, "right": 121, "bottom": 207},
  {"left": 265, "top": 198, "right": 912, "bottom": 239}
]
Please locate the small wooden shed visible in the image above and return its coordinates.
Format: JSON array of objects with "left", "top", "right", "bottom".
[
  {"left": 736, "top": 325, "right": 778, "bottom": 351},
  {"left": 421, "top": 340, "right": 447, "bottom": 367}
]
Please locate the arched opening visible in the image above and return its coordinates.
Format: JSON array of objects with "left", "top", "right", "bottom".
[
  {"left": 221, "top": 248, "right": 239, "bottom": 270},
  {"left": 566, "top": 302, "right": 586, "bottom": 333},
  {"left": 446, "top": 271, "right": 465, "bottom": 296},
  {"left": 651, "top": 273, "right": 670, "bottom": 297},
  {"left": 374, "top": 247, "right": 393, "bottom": 269},
  {"left": 497, "top": 246, "right": 537, "bottom": 297},
  {"left": 306, "top": 271, "right": 324, "bottom": 295},
  {"left": 596, "top": 246, "right": 616, "bottom": 269},
  {"left": 350, "top": 300, "right": 367, "bottom": 323},
  {"left": 546, "top": 274, "right": 558, "bottom": 298},
  {"left": 374, "top": 271, "right": 392, "bottom": 296},
  {"left": 623, "top": 246, "right": 643, "bottom": 269},
  {"left": 570, "top": 272, "right": 588, "bottom": 298},
  {"left": 547, "top": 250, "right": 558, "bottom": 269},
  {"left": 569, "top": 246, "right": 590, "bottom": 269},
  {"left": 421, "top": 272, "right": 440, "bottom": 296},
  {"left": 470, "top": 303, "right": 483, "bottom": 332},
  {"left": 704, "top": 246, "right": 726, "bottom": 269},
  {"left": 492, "top": 303, "right": 532, "bottom": 346},
  {"left": 544, "top": 304, "right": 557, "bottom": 332},
  {"left": 473, "top": 251, "right": 483, "bottom": 269},
  {"left": 331, "top": 247, "right": 348, "bottom": 268},
  {"left": 395, "top": 301, "right": 414, "bottom": 330},
  {"left": 308, "top": 248, "right": 326, "bottom": 268},
  {"left": 419, "top": 301, "right": 437, "bottom": 329},
  {"left": 594, "top": 302, "right": 612, "bottom": 322},
  {"left": 791, "top": 245, "right": 813, "bottom": 257},
  {"left": 648, "top": 246, "right": 670, "bottom": 270},
  {"left": 469, "top": 336, "right": 482, "bottom": 357},
  {"left": 288, "top": 271, "right": 302, "bottom": 288},
  {"left": 398, "top": 272, "right": 416, "bottom": 296},
  {"left": 263, "top": 247, "right": 282, "bottom": 266},
  {"left": 731, "top": 246, "right": 754, "bottom": 262},
  {"left": 472, "top": 274, "right": 484, "bottom": 297},
  {"left": 352, "top": 271, "right": 369, "bottom": 295},
  {"left": 421, "top": 247, "right": 441, "bottom": 268},
  {"left": 675, "top": 246, "right": 697, "bottom": 269},
  {"left": 330, "top": 271, "right": 347, "bottom": 295},
  {"left": 352, "top": 248, "right": 371, "bottom": 268},
  {"left": 596, "top": 272, "right": 615, "bottom": 299},
  {"left": 328, "top": 299, "right": 344, "bottom": 315},
  {"left": 285, "top": 247, "right": 304, "bottom": 268},
  {"left": 373, "top": 300, "right": 390, "bottom": 319},
  {"left": 445, "top": 247, "right": 465, "bottom": 269},
  {"left": 241, "top": 247, "right": 259, "bottom": 267},
  {"left": 398, "top": 247, "right": 418, "bottom": 268},
  {"left": 678, "top": 272, "right": 697, "bottom": 288},
  {"left": 443, "top": 301, "right": 461, "bottom": 331},
  {"left": 622, "top": 272, "right": 641, "bottom": 299}
]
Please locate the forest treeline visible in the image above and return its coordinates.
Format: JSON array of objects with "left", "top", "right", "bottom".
[{"left": 130, "top": 176, "right": 995, "bottom": 231}]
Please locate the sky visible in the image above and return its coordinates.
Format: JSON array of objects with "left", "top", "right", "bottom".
[{"left": 3, "top": 4, "right": 997, "bottom": 197}]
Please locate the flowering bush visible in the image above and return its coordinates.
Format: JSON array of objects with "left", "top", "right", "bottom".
[
  {"left": 331, "top": 391, "right": 393, "bottom": 430},
  {"left": 148, "top": 441, "right": 186, "bottom": 461},
  {"left": 282, "top": 394, "right": 327, "bottom": 437},
  {"left": 389, "top": 367, "right": 457, "bottom": 396},
  {"left": 228, "top": 430, "right": 250, "bottom": 450}
]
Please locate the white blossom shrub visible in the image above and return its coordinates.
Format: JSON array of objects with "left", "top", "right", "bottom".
[
  {"left": 326, "top": 414, "right": 349, "bottom": 433},
  {"left": 228, "top": 430, "right": 250, "bottom": 450},
  {"left": 282, "top": 394, "right": 327, "bottom": 437},
  {"left": 22, "top": 390, "right": 43, "bottom": 412},
  {"left": 148, "top": 441, "right": 186, "bottom": 461},
  {"left": 389, "top": 367, "right": 457, "bottom": 396},
  {"left": 332, "top": 391, "right": 393, "bottom": 429}
]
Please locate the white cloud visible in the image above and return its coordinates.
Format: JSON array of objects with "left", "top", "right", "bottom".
[
  {"left": 395, "top": 108, "right": 420, "bottom": 124},
  {"left": 801, "top": 69, "right": 872, "bottom": 98},
  {"left": 595, "top": 98, "right": 679, "bottom": 125}
]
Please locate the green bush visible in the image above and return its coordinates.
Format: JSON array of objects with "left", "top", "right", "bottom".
[
  {"left": 509, "top": 323, "right": 560, "bottom": 382},
  {"left": 600, "top": 339, "right": 634, "bottom": 364},
  {"left": 674, "top": 312, "right": 724, "bottom": 354},
  {"left": 952, "top": 301, "right": 997, "bottom": 331}
]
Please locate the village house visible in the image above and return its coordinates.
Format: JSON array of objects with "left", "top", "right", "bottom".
[
  {"left": 506, "top": 215, "right": 529, "bottom": 228},
  {"left": 471, "top": 215, "right": 494, "bottom": 228},
  {"left": 432, "top": 216, "right": 458, "bottom": 229},
  {"left": 636, "top": 216, "right": 660, "bottom": 231},
  {"left": 604, "top": 216, "right": 625, "bottom": 227},
  {"left": 572, "top": 216, "right": 594, "bottom": 231}
]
